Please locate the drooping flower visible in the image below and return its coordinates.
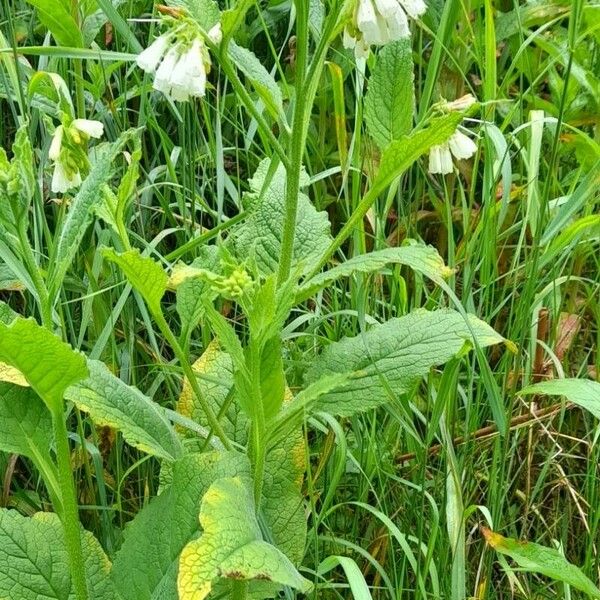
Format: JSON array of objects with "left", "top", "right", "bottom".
[
  {"left": 48, "top": 119, "right": 104, "bottom": 193},
  {"left": 136, "top": 20, "right": 222, "bottom": 102},
  {"left": 344, "top": 0, "right": 426, "bottom": 57}
]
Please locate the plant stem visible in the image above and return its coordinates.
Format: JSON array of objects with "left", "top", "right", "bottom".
[
  {"left": 152, "top": 310, "right": 233, "bottom": 450},
  {"left": 52, "top": 408, "right": 89, "bottom": 600},
  {"left": 277, "top": 0, "right": 310, "bottom": 285}
]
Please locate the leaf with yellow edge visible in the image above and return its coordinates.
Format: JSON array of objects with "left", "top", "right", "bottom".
[
  {"left": 178, "top": 477, "right": 311, "bottom": 600},
  {"left": 0, "top": 318, "right": 88, "bottom": 412},
  {"left": 0, "top": 362, "right": 29, "bottom": 387},
  {"left": 103, "top": 248, "right": 168, "bottom": 313},
  {"left": 482, "top": 527, "right": 600, "bottom": 598}
]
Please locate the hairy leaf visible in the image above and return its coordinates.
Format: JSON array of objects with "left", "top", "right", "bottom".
[
  {"left": 482, "top": 528, "right": 600, "bottom": 598},
  {"left": 305, "top": 309, "right": 504, "bottom": 417},
  {"left": 103, "top": 248, "right": 168, "bottom": 313},
  {"left": 297, "top": 244, "right": 453, "bottom": 302},
  {"left": 0, "top": 383, "right": 53, "bottom": 461},
  {"left": 0, "top": 509, "right": 115, "bottom": 599},
  {"left": 166, "top": 0, "right": 220, "bottom": 30},
  {"left": 0, "top": 317, "right": 88, "bottom": 412},
  {"left": 65, "top": 360, "right": 183, "bottom": 461},
  {"left": 520, "top": 378, "right": 600, "bottom": 420},
  {"left": 178, "top": 477, "right": 310, "bottom": 599},
  {"left": 229, "top": 42, "right": 284, "bottom": 120},
  {"left": 365, "top": 38, "right": 415, "bottom": 149},
  {"left": 111, "top": 451, "right": 250, "bottom": 600},
  {"left": 231, "top": 160, "right": 331, "bottom": 277}
]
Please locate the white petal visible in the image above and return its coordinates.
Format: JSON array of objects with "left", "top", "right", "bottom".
[
  {"left": 385, "top": 6, "right": 410, "bottom": 39},
  {"left": 49, "top": 125, "right": 63, "bottom": 161},
  {"left": 357, "top": 0, "right": 382, "bottom": 44},
  {"left": 446, "top": 94, "right": 477, "bottom": 111},
  {"left": 189, "top": 70, "right": 207, "bottom": 97},
  {"left": 136, "top": 34, "right": 170, "bottom": 73},
  {"left": 72, "top": 119, "right": 104, "bottom": 139},
  {"left": 355, "top": 38, "right": 371, "bottom": 58},
  {"left": 154, "top": 48, "right": 180, "bottom": 94},
  {"left": 170, "top": 85, "right": 190, "bottom": 102},
  {"left": 51, "top": 161, "right": 81, "bottom": 193},
  {"left": 207, "top": 23, "right": 222, "bottom": 44},
  {"left": 374, "top": 0, "right": 399, "bottom": 17},
  {"left": 428, "top": 144, "right": 453, "bottom": 174},
  {"left": 343, "top": 27, "right": 357, "bottom": 49},
  {"left": 399, "top": 0, "right": 427, "bottom": 18},
  {"left": 448, "top": 130, "right": 477, "bottom": 160}
]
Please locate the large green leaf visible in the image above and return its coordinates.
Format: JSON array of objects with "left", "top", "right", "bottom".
[
  {"left": 305, "top": 309, "right": 504, "bottom": 417},
  {"left": 230, "top": 160, "right": 331, "bottom": 277},
  {"left": 103, "top": 248, "right": 168, "bottom": 314},
  {"left": 483, "top": 528, "right": 600, "bottom": 598},
  {"left": 229, "top": 42, "right": 284, "bottom": 121},
  {"left": 49, "top": 133, "right": 136, "bottom": 296},
  {"left": 65, "top": 360, "right": 183, "bottom": 461},
  {"left": 178, "top": 477, "right": 310, "bottom": 599},
  {"left": 520, "top": 378, "right": 600, "bottom": 420},
  {"left": 297, "top": 244, "right": 453, "bottom": 302},
  {"left": 165, "top": 0, "right": 220, "bottom": 30},
  {"left": 25, "top": 0, "right": 83, "bottom": 47},
  {"left": 111, "top": 451, "right": 250, "bottom": 600},
  {"left": 0, "top": 383, "right": 53, "bottom": 461},
  {"left": 0, "top": 509, "right": 115, "bottom": 599},
  {"left": 364, "top": 38, "right": 415, "bottom": 150},
  {"left": 0, "top": 317, "right": 88, "bottom": 412}
]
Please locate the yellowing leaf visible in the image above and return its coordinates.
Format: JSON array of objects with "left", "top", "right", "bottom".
[
  {"left": 0, "top": 318, "right": 88, "bottom": 412},
  {"left": 0, "top": 362, "right": 28, "bottom": 387},
  {"left": 178, "top": 477, "right": 310, "bottom": 599},
  {"left": 482, "top": 527, "right": 600, "bottom": 598}
]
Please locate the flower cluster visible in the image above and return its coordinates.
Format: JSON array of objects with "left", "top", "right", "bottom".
[
  {"left": 428, "top": 94, "right": 478, "bottom": 175},
  {"left": 136, "top": 20, "right": 222, "bottom": 102},
  {"left": 49, "top": 119, "right": 104, "bottom": 193},
  {"left": 344, "top": 0, "right": 427, "bottom": 57}
]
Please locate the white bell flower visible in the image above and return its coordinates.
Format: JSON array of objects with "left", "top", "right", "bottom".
[
  {"left": 345, "top": 0, "right": 426, "bottom": 57},
  {"left": 428, "top": 129, "right": 477, "bottom": 175},
  {"left": 207, "top": 23, "right": 222, "bottom": 44},
  {"left": 48, "top": 119, "right": 104, "bottom": 193},
  {"left": 136, "top": 33, "right": 171, "bottom": 73}
]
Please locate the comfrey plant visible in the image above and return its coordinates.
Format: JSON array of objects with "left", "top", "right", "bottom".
[{"left": 2, "top": 0, "right": 597, "bottom": 599}]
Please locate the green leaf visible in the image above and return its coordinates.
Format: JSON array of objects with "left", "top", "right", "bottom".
[
  {"left": 175, "top": 246, "right": 220, "bottom": 346},
  {"left": 103, "top": 248, "right": 168, "bottom": 314},
  {"left": 177, "top": 341, "right": 248, "bottom": 443},
  {"left": 49, "top": 133, "right": 137, "bottom": 296},
  {"left": 178, "top": 477, "right": 310, "bottom": 599},
  {"left": 0, "top": 317, "right": 88, "bottom": 412},
  {"left": 364, "top": 39, "right": 415, "bottom": 149},
  {"left": 231, "top": 160, "right": 331, "bottom": 277},
  {"left": 25, "top": 0, "right": 83, "bottom": 47},
  {"left": 65, "top": 360, "right": 183, "bottom": 461},
  {"left": 229, "top": 42, "right": 284, "bottom": 121},
  {"left": 0, "top": 509, "right": 115, "bottom": 599},
  {"left": 165, "top": 0, "right": 220, "bottom": 30},
  {"left": 0, "top": 383, "right": 53, "bottom": 461},
  {"left": 297, "top": 243, "right": 453, "bottom": 302},
  {"left": 520, "top": 379, "right": 600, "bottom": 421},
  {"left": 374, "top": 112, "right": 463, "bottom": 193},
  {"left": 0, "top": 300, "right": 18, "bottom": 324},
  {"left": 305, "top": 308, "right": 504, "bottom": 417},
  {"left": 482, "top": 527, "right": 600, "bottom": 598},
  {"left": 111, "top": 451, "right": 250, "bottom": 600}
]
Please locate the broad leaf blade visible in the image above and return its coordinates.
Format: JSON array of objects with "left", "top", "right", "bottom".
[
  {"left": 65, "top": 360, "right": 183, "bottom": 461},
  {"left": 26, "top": 0, "right": 83, "bottom": 47},
  {"left": 0, "top": 509, "right": 115, "bottom": 599},
  {"left": 305, "top": 309, "right": 504, "bottom": 417},
  {"left": 178, "top": 477, "right": 310, "bottom": 599},
  {"left": 297, "top": 244, "right": 453, "bottom": 302},
  {"left": 231, "top": 160, "right": 331, "bottom": 277},
  {"left": 111, "top": 451, "right": 250, "bottom": 600},
  {"left": 165, "top": 0, "right": 220, "bottom": 30},
  {"left": 482, "top": 528, "right": 600, "bottom": 598},
  {"left": 0, "top": 317, "right": 88, "bottom": 411},
  {"left": 103, "top": 248, "right": 168, "bottom": 313},
  {"left": 520, "top": 379, "right": 600, "bottom": 420},
  {"left": 365, "top": 38, "right": 415, "bottom": 149}
]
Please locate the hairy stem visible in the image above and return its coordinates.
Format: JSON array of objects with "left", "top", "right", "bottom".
[{"left": 52, "top": 409, "right": 89, "bottom": 600}]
